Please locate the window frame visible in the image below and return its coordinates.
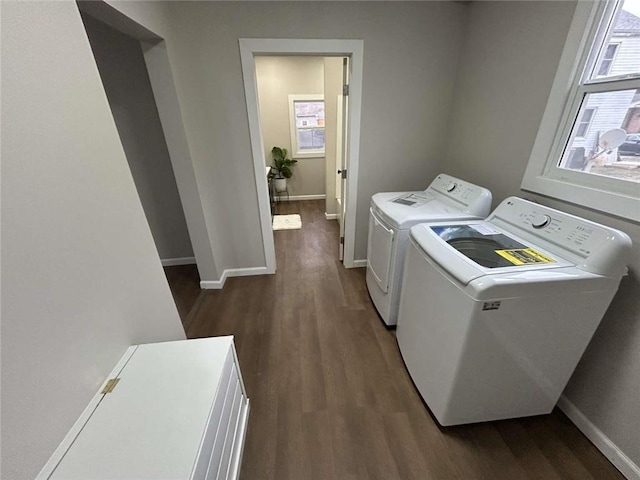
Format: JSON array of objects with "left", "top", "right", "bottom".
[
  {"left": 288, "top": 94, "right": 325, "bottom": 159},
  {"left": 521, "top": 0, "right": 640, "bottom": 222}
]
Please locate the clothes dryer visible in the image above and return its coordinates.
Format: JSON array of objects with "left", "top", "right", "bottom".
[
  {"left": 396, "top": 197, "right": 632, "bottom": 426},
  {"left": 366, "top": 174, "right": 492, "bottom": 326}
]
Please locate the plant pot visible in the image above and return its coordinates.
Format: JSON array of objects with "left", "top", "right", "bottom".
[{"left": 274, "top": 177, "right": 287, "bottom": 193}]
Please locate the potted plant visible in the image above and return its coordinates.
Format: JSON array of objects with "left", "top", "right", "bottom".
[{"left": 271, "top": 146, "right": 297, "bottom": 193}]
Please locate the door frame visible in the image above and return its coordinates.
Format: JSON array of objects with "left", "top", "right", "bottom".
[
  {"left": 239, "top": 38, "right": 364, "bottom": 271},
  {"left": 77, "top": 0, "right": 220, "bottom": 282}
]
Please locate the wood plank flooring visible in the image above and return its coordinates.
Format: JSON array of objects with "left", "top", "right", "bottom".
[
  {"left": 165, "top": 200, "right": 624, "bottom": 480},
  {"left": 163, "top": 263, "right": 201, "bottom": 323}
]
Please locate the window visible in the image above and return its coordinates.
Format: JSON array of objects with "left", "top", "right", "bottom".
[
  {"left": 597, "top": 43, "right": 619, "bottom": 76},
  {"left": 575, "top": 108, "right": 597, "bottom": 137},
  {"left": 522, "top": 0, "right": 640, "bottom": 221},
  {"left": 288, "top": 94, "right": 325, "bottom": 158}
]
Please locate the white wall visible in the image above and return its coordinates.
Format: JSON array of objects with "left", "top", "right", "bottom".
[
  {"left": 81, "top": 13, "right": 194, "bottom": 261},
  {"left": 1, "top": 3, "right": 186, "bottom": 478},
  {"left": 443, "top": 0, "right": 640, "bottom": 470},
  {"left": 255, "top": 56, "right": 325, "bottom": 197}
]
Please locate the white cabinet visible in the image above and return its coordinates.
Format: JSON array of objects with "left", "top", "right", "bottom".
[{"left": 38, "top": 337, "right": 249, "bottom": 480}]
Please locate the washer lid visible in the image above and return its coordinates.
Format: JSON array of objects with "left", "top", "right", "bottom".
[
  {"left": 410, "top": 222, "right": 572, "bottom": 285},
  {"left": 371, "top": 191, "right": 469, "bottom": 229}
]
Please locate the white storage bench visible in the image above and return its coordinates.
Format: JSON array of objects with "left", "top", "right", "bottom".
[{"left": 37, "top": 336, "right": 249, "bottom": 480}]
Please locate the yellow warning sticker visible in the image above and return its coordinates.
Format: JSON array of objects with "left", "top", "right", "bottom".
[{"left": 494, "top": 248, "right": 556, "bottom": 265}]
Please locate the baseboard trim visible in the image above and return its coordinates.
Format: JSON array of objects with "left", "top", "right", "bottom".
[
  {"left": 200, "top": 266, "right": 270, "bottom": 289},
  {"left": 325, "top": 213, "right": 338, "bottom": 220},
  {"left": 161, "top": 257, "right": 196, "bottom": 267},
  {"left": 352, "top": 259, "right": 367, "bottom": 268},
  {"left": 557, "top": 395, "right": 640, "bottom": 480},
  {"left": 275, "top": 194, "right": 326, "bottom": 201}
]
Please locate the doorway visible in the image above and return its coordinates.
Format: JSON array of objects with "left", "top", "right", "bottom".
[
  {"left": 77, "top": 2, "right": 214, "bottom": 322},
  {"left": 240, "top": 39, "right": 364, "bottom": 272},
  {"left": 80, "top": 13, "right": 195, "bottom": 268},
  {"left": 254, "top": 56, "right": 345, "bottom": 248}
]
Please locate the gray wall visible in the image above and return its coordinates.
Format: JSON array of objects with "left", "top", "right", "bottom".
[
  {"left": 1, "top": 2, "right": 186, "bottom": 479},
  {"left": 159, "top": 1, "right": 467, "bottom": 268},
  {"left": 256, "top": 56, "right": 326, "bottom": 197},
  {"left": 443, "top": 0, "right": 640, "bottom": 468},
  {"left": 8, "top": 1, "right": 635, "bottom": 477},
  {"left": 81, "top": 13, "right": 194, "bottom": 261}
]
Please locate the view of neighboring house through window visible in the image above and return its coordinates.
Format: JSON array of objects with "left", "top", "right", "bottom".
[
  {"left": 523, "top": 0, "right": 640, "bottom": 221},
  {"left": 559, "top": 0, "right": 640, "bottom": 185},
  {"left": 289, "top": 94, "right": 325, "bottom": 158}
]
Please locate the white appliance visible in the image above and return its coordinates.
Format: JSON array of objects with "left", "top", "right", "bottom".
[
  {"left": 396, "top": 197, "right": 632, "bottom": 426},
  {"left": 366, "top": 174, "right": 492, "bottom": 326}
]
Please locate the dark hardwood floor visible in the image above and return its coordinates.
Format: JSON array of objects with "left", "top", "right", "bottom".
[
  {"left": 165, "top": 200, "right": 624, "bottom": 480},
  {"left": 163, "top": 263, "right": 201, "bottom": 323}
]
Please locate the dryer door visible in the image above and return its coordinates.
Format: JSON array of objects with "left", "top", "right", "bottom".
[{"left": 368, "top": 208, "right": 395, "bottom": 293}]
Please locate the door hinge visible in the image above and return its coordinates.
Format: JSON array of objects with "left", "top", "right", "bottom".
[
  {"left": 343, "top": 84, "right": 349, "bottom": 96},
  {"left": 340, "top": 169, "right": 347, "bottom": 179},
  {"left": 340, "top": 236, "right": 344, "bottom": 244},
  {"left": 101, "top": 378, "right": 120, "bottom": 394}
]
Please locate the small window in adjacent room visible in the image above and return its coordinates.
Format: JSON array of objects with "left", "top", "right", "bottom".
[
  {"left": 289, "top": 94, "right": 325, "bottom": 158},
  {"left": 522, "top": 0, "right": 640, "bottom": 221}
]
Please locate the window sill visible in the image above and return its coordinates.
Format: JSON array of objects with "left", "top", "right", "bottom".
[
  {"left": 521, "top": 174, "right": 640, "bottom": 223},
  {"left": 292, "top": 152, "right": 325, "bottom": 160}
]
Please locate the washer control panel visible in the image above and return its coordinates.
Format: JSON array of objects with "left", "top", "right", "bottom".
[
  {"left": 495, "top": 198, "right": 612, "bottom": 257},
  {"left": 429, "top": 174, "right": 492, "bottom": 215}
]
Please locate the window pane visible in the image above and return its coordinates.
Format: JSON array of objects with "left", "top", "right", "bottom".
[
  {"left": 592, "top": 0, "right": 640, "bottom": 79},
  {"left": 298, "top": 129, "right": 314, "bottom": 149},
  {"left": 294, "top": 101, "right": 325, "bottom": 128},
  {"left": 312, "top": 128, "right": 325, "bottom": 149},
  {"left": 297, "top": 128, "right": 325, "bottom": 151},
  {"left": 560, "top": 89, "right": 640, "bottom": 183}
]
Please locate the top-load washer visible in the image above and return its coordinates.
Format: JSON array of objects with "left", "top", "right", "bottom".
[
  {"left": 396, "top": 197, "right": 632, "bottom": 426},
  {"left": 366, "top": 174, "right": 492, "bottom": 326}
]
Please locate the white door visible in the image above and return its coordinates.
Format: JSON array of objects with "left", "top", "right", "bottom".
[
  {"left": 337, "top": 57, "right": 349, "bottom": 261},
  {"left": 335, "top": 97, "right": 344, "bottom": 229}
]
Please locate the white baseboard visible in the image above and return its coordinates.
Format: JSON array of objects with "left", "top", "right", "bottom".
[
  {"left": 557, "top": 395, "right": 640, "bottom": 480},
  {"left": 161, "top": 257, "right": 196, "bottom": 267},
  {"left": 200, "top": 266, "right": 270, "bottom": 289},
  {"left": 325, "top": 213, "right": 338, "bottom": 220},
  {"left": 275, "top": 194, "right": 326, "bottom": 201},
  {"left": 352, "top": 259, "right": 367, "bottom": 268}
]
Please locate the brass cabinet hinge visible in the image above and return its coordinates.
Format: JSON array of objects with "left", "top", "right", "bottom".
[{"left": 101, "top": 378, "right": 120, "bottom": 394}]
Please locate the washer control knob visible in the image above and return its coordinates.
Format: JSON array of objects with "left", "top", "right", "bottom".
[
  {"left": 446, "top": 182, "right": 457, "bottom": 192},
  {"left": 531, "top": 214, "right": 551, "bottom": 229}
]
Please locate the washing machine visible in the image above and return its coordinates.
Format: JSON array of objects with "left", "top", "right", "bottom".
[
  {"left": 366, "top": 174, "right": 492, "bottom": 326},
  {"left": 396, "top": 197, "right": 632, "bottom": 426}
]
